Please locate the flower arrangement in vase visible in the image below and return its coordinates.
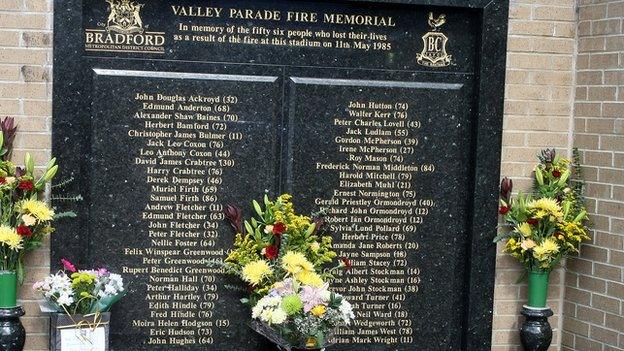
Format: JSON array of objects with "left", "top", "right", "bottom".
[
  {"left": 214, "top": 194, "right": 354, "bottom": 350},
  {"left": 0, "top": 118, "right": 71, "bottom": 309},
  {"left": 495, "top": 149, "right": 590, "bottom": 308}
]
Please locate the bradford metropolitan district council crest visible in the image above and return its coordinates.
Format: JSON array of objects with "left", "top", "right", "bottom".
[
  {"left": 106, "top": 0, "right": 145, "bottom": 34},
  {"left": 417, "top": 12, "right": 453, "bottom": 68}
]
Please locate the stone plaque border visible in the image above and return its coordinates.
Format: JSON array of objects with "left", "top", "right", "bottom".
[{"left": 52, "top": 1, "right": 509, "bottom": 350}]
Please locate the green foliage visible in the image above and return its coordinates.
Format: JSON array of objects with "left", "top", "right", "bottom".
[
  {"left": 221, "top": 194, "right": 342, "bottom": 297},
  {"left": 496, "top": 149, "right": 591, "bottom": 272}
]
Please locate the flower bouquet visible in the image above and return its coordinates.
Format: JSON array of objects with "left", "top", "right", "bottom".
[
  {"left": 0, "top": 117, "right": 69, "bottom": 309},
  {"left": 215, "top": 194, "right": 353, "bottom": 350},
  {"left": 494, "top": 149, "right": 590, "bottom": 307},
  {"left": 34, "top": 260, "right": 126, "bottom": 351}
]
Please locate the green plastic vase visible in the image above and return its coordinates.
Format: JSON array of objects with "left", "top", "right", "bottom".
[
  {"left": 0, "top": 270, "right": 18, "bottom": 308},
  {"left": 527, "top": 269, "right": 550, "bottom": 308}
]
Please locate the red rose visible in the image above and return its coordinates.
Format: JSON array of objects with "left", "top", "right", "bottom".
[
  {"left": 499, "top": 206, "right": 510, "bottom": 215},
  {"left": 18, "top": 180, "right": 33, "bottom": 191},
  {"left": 264, "top": 245, "right": 279, "bottom": 260},
  {"left": 527, "top": 218, "right": 539, "bottom": 226},
  {"left": 341, "top": 257, "right": 352, "bottom": 271},
  {"left": 272, "top": 222, "right": 286, "bottom": 235},
  {"left": 0, "top": 178, "right": 5, "bottom": 184},
  {"left": 16, "top": 225, "right": 32, "bottom": 237},
  {"left": 552, "top": 170, "right": 562, "bottom": 178}
]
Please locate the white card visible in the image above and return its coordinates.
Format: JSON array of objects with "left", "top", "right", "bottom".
[{"left": 60, "top": 327, "right": 106, "bottom": 351}]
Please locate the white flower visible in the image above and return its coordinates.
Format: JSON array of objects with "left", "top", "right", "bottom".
[
  {"left": 339, "top": 300, "right": 355, "bottom": 325},
  {"left": 21, "top": 214, "right": 36, "bottom": 226},
  {"left": 270, "top": 308, "right": 287, "bottom": 324},
  {"left": 5, "top": 177, "right": 15, "bottom": 184},
  {"left": 264, "top": 296, "right": 281, "bottom": 307},
  {"left": 321, "top": 290, "right": 332, "bottom": 302},
  {"left": 264, "top": 225, "right": 274, "bottom": 234},
  {"left": 95, "top": 273, "right": 124, "bottom": 298},
  {"left": 56, "top": 293, "right": 74, "bottom": 307},
  {"left": 260, "top": 308, "right": 273, "bottom": 323},
  {"left": 252, "top": 304, "right": 263, "bottom": 319}
]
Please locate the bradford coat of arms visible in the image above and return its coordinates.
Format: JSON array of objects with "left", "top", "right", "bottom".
[
  {"left": 105, "top": 0, "right": 145, "bottom": 34},
  {"left": 416, "top": 12, "right": 452, "bottom": 68}
]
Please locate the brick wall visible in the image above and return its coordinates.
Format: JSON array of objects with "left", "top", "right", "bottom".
[
  {"left": 562, "top": 1, "right": 624, "bottom": 350},
  {"left": 0, "top": 0, "right": 53, "bottom": 350},
  {"left": 493, "top": 1, "right": 578, "bottom": 350}
]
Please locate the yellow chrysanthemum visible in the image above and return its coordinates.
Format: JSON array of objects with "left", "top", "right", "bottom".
[
  {"left": 20, "top": 200, "right": 54, "bottom": 222},
  {"left": 0, "top": 226, "right": 22, "bottom": 250},
  {"left": 241, "top": 260, "right": 273, "bottom": 286},
  {"left": 533, "top": 238, "right": 560, "bottom": 262},
  {"left": 528, "top": 198, "right": 563, "bottom": 220},
  {"left": 310, "top": 305, "right": 327, "bottom": 317},
  {"left": 505, "top": 238, "right": 520, "bottom": 251},
  {"left": 277, "top": 194, "right": 292, "bottom": 203},
  {"left": 282, "top": 251, "right": 314, "bottom": 274},
  {"left": 516, "top": 222, "right": 533, "bottom": 238},
  {"left": 296, "top": 270, "right": 324, "bottom": 287}
]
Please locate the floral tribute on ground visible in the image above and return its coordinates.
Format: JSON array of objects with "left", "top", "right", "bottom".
[
  {"left": 33, "top": 259, "right": 126, "bottom": 315},
  {"left": 494, "top": 149, "right": 590, "bottom": 307},
  {"left": 214, "top": 194, "right": 354, "bottom": 349}
]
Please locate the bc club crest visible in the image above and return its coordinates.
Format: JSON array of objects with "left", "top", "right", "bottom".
[
  {"left": 105, "top": 0, "right": 145, "bottom": 34},
  {"left": 417, "top": 12, "right": 452, "bottom": 68}
]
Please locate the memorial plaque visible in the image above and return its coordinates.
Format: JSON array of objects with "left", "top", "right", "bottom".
[
  {"left": 53, "top": 0, "right": 508, "bottom": 350},
  {"left": 288, "top": 74, "right": 475, "bottom": 348}
]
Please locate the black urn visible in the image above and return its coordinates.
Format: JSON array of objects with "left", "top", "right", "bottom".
[
  {"left": 0, "top": 306, "right": 25, "bottom": 351},
  {"left": 520, "top": 306, "right": 553, "bottom": 351}
]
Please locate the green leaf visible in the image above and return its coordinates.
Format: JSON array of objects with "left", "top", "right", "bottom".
[
  {"left": 17, "top": 259, "right": 24, "bottom": 285},
  {"left": 45, "top": 157, "right": 57, "bottom": 170},
  {"left": 315, "top": 331, "right": 324, "bottom": 347},
  {"left": 264, "top": 194, "right": 270, "bottom": 206},
  {"left": 252, "top": 200, "right": 263, "bottom": 217},
  {"left": 493, "top": 232, "right": 511, "bottom": 243},
  {"left": 251, "top": 217, "right": 258, "bottom": 228},
  {"left": 244, "top": 220, "right": 253, "bottom": 236},
  {"left": 535, "top": 167, "right": 544, "bottom": 186},
  {"left": 54, "top": 211, "right": 77, "bottom": 219},
  {"left": 25, "top": 153, "right": 34, "bottom": 174},
  {"left": 44, "top": 165, "right": 59, "bottom": 181},
  {"left": 0, "top": 131, "right": 4, "bottom": 149},
  {"left": 558, "top": 170, "right": 571, "bottom": 186},
  {"left": 514, "top": 270, "right": 527, "bottom": 284},
  {"left": 304, "top": 223, "right": 316, "bottom": 237}
]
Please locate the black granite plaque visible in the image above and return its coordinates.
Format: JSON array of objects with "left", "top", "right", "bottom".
[{"left": 52, "top": 0, "right": 508, "bottom": 350}]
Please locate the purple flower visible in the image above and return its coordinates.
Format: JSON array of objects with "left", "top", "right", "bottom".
[
  {"left": 312, "top": 217, "right": 325, "bottom": 235},
  {"left": 97, "top": 268, "right": 109, "bottom": 276},
  {"left": 500, "top": 177, "right": 513, "bottom": 202},
  {"left": 539, "top": 148, "right": 556, "bottom": 167},
  {"left": 15, "top": 167, "right": 25, "bottom": 178},
  {"left": 1, "top": 117, "right": 17, "bottom": 161},
  {"left": 223, "top": 205, "right": 243, "bottom": 233},
  {"left": 271, "top": 278, "right": 295, "bottom": 297},
  {"left": 299, "top": 283, "right": 329, "bottom": 313}
]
